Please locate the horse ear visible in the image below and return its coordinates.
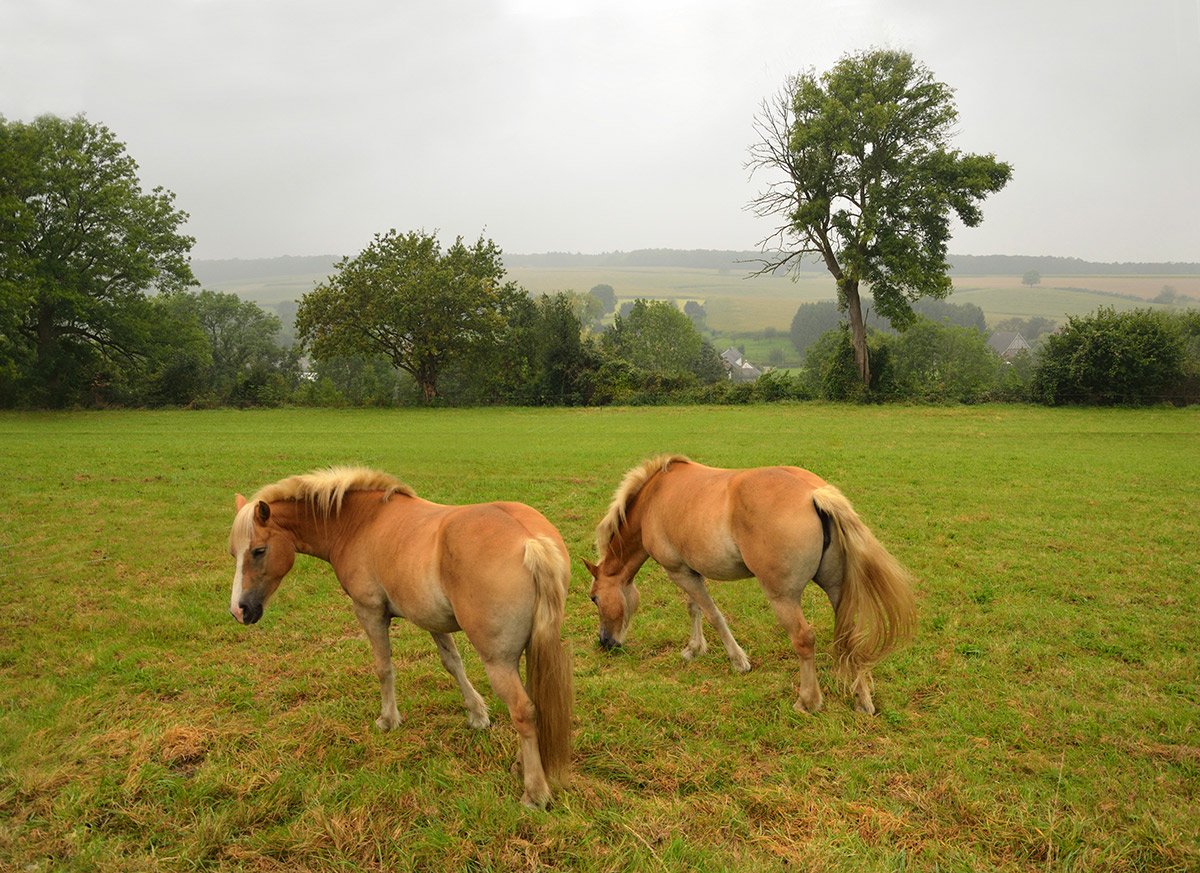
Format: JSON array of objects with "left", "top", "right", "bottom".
[
  {"left": 235, "top": 493, "right": 247, "bottom": 511},
  {"left": 583, "top": 559, "right": 599, "bottom": 578},
  {"left": 254, "top": 500, "right": 271, "bottom": 525}
]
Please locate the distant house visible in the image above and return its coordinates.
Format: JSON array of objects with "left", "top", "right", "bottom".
[
  {"left": 720, "top": 347, "right": 762, "bottom": 382},
  {"left": 987, "top": 331, "right": 1032, "bottom": 361}
]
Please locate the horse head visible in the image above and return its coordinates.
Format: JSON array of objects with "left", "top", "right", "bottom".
[
  {"left": 584, "top": 559, "right": 640, "bottom": 650},
  {"left": 228, "top": 494, "right": 296, "bottom": 624}
]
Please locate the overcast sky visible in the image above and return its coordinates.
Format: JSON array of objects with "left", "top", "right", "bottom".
[{"left": 3, "top": 0, "right": 1198, "bottom": 262}]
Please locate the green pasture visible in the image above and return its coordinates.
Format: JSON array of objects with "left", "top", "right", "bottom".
[{"left": 2, "top": 406, "right": 1197, "bottom": 871}]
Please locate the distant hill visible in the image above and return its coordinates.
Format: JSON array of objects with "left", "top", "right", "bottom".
[{"left": 192, "top": 250, "right": 1200, "bottom": 286}]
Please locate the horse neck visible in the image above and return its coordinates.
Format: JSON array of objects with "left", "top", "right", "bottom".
[
  {"left": 601, "top": 500, "right": 650, "bottom": 581},
  {"left": 266, "top": 498, "right": 356, "bottom": 562}
]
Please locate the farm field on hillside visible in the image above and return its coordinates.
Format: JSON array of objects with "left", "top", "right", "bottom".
[
  {"left": 1, "top": 406, "right": 1197, "bottom": 872},
  {"left": 200, "top": 260, "right": 1196, "bottom": 336}
]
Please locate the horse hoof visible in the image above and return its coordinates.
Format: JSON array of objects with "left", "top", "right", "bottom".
[
  {"left": 793, "top": 695, "right": 823, "bottom": 715},
  {"left": 520, "top": 790, "right": 551, "bottom": 811},
  {"left": 375, "top": 714, "right": 402, "bottom": 731},
  {"left": 467, "top": 712, "right": 491, "bottom": 730},
  {"left": 731, "top": 655, "right": 752, "bottom": 674},
  {"left": 854, "top": 698, "right": 876, "bottom": 716}
]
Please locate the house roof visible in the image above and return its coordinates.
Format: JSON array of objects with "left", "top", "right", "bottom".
[{"left": 987, "top": 331, "right": 1031, "bottom": 356}]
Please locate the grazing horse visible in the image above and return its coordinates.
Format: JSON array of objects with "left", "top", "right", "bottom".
[
  {"left": 226, "top": 466, "right": 573, "bottom": 808},
  {"left": 585, "top": 455, "right": 915, "bottom": 715}
]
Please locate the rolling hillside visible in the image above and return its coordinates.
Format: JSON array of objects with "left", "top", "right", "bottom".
[{"left": 191, "top": 250, "right": 1200, "bottom": 335}]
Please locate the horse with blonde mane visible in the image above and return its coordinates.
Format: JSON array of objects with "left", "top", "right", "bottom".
[
  {"left": 585, "top": 455, "right": 915, "bottom": 715},
  {"left": 226, "top": 466, "right": 573, "bottom": 808}
]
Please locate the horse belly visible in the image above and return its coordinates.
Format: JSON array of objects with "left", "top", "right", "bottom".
[
  {"left": 378, "top": 572, "right": 460, "bottom": 634},
  {"left": 691, "top": 552, "right": 753, "bottom": 582},
  {"left": 654, "top": 535, "right": 751, "bottom": 582}
]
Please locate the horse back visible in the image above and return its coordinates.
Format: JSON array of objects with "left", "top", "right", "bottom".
[{"left": 644, "top": 463, "right": 828, "bottom": 581}]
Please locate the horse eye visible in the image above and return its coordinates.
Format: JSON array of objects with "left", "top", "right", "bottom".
[
  {"left": 251, "top": 547, "right": 267, "bottom": 559},
  {"left": 589, "top": 594, "right": 598, "bottom": 604}
]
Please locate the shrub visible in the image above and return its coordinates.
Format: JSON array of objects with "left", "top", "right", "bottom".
[
  {"left": 886, "top": 319, "right": 1002, "bottom": 403},
  {"left": 1032, "top": 307, "right": 1186, "bottom": 405}
]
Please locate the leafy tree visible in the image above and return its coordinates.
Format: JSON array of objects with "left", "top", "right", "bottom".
[
  {"left": 0, "top": 114, "right": 195, "bottom": 406},
  {"left": 296, "top": 230, "right": 521, "bottom": 402},
  {"left": 155, "top": 290, "right": 295, "bottom": 405},
  {"left": 602, "top": 299, "right": 708, "bottom": 378},
  {"left": 748, "top": 49, "right": 1012, "bottom": 386},
  {"left": 565, "top": 290, "right": 605, "bottom": 332},
  {"left": 297, "top": 353, "right": 406, "bottom": 407},
  {"left": 790, "top": 300, "right": 846, "bottom": 357},
  {"left": 517, "top": 293, "right": 591, "bottom": 404},
  {"left": 1032, "top": 307, "right": 1185, "bottom": 405},
  {"left": 1022, "top": 270, "right": 1041, "bottom": 287},
  {"left": 589, "top": 284, "right": 616, "bottom": 314},
  {"left": 992, "top": 315, "right": 1057, "bottom": 344},
  {"left": 802, "top": 325, "right": 890, "bottom": 401},
  {"left": 910, "top": 298, "right": 986, "bottom": 332},
  {"left": 887, "top": 319, "right": 1001, "bottom": 403},
  {"left": 683, "top": 300, "right": 708, "bottom": 330}
]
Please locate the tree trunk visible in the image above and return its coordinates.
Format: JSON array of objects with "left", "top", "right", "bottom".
[
  {"left": 36, "top": 301, "right": 63, "bottom": 402},
  {"left": 844, "top": 281, "right": 871, "bottom": 387}
]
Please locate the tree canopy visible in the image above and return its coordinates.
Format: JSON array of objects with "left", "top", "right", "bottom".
[
  {"left": 602, "top": 299, "right": 708, "bottom": 377},
  {"left": 748, "top": 49, "right": 1012, "bottom": 386},
  {"left": 0, "top": 114, "right": 196, "bottom": 405},
  {"left": 295, "top": 230, "right": 522, "bottom": 401}
]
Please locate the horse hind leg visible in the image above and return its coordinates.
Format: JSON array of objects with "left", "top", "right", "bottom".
[
  {"left": 814, "top": 548, "right": 875, "bottom": 714},
  {"left": 432, "top": 632, "right": 490, "bottom": 729},
  {"left": 765, "top": 594, "right": 823, "bottom": 714},
  {"left": 481, "top": 658, "right": 552, "bottom": 809},
  {"left": 680, "top": 596, "right": 708, "bottom": 661},
  {"left": 851, "top": 674, "right": 875, "bottom": 715}
]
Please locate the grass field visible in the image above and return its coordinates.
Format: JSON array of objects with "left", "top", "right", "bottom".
[
  {"left": 2, "top": 406, "right": 1198, "bottom": 871},
  {"left": 206, "top": 263, "right": 1195, "bottom": 358}
]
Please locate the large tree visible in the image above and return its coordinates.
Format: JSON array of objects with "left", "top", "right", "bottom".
[
  {"left": 748, "top": 49, "right": 1012, "bottom": 386},
  {"left": 0, "top": 114, "right": 195, "bottom": 405},
  {"left": 296, "top": 230, "right": 521, "bottom": 401}
]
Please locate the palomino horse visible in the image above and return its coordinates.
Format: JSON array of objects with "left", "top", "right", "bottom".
[
  {"left": 585, "top": 455, "right": 915, "bottom": 715},
  {"left": 226, "top": 466, "right": 573, "bottom": 808}
]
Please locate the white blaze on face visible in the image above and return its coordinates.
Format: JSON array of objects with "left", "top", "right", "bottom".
[{"left": 230, "top": 546, "right": 246, "bottom": 623}]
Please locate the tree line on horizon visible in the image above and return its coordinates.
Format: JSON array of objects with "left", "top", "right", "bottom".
[{"left": 5, "top": 47, "right": 1199, "bottom": 411}]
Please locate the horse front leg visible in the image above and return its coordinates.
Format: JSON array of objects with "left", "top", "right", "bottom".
[
  {"left": 352, "top": 602, "right": 402, "bottom": 730},
  {"left": 669, "top": 569, "right": 750, "bottom": 673}
]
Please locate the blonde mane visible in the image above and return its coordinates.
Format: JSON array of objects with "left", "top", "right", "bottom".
[
  {"left": 594, "top": 454, "right": 690, "bottom": 557},
  {"left": 231, "top": 466, "right": 415, "bottom": 548}
]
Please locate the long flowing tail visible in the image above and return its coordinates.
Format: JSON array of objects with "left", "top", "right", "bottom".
[
  {"left": 811, "top": 485, "right": 916, "bottom": 687},
  {"left": 522, "top": 535, "right": 574, "bottom": 786}
]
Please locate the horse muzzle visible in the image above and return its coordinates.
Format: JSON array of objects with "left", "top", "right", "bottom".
[
  {"left": 598, "top": 631, "right": 622, "bottom": 651},
  {"left": 237, "top": 599, "right": 264, "bottom": 625}
]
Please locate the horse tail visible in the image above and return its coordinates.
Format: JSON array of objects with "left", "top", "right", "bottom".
[
  {"left": 522, "top": 535, "right": 574, "bottom": 786},
  {"left": 811, "top": 485, "right": 916, "bottom": 688}
]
